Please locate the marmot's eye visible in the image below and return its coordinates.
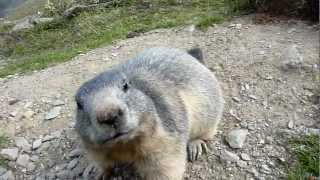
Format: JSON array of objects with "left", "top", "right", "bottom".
[
  {"left": 76, "top": 101, "right": 83, "bottom": 110},
  {"left": 122, "top": 82, "right": 129, "bottom": 92}
]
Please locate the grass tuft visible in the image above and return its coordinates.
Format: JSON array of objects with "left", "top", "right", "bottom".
[
  {"left": 287, "top": 134, "right": 320, "bottom": 180},
  {"left": 0, "top": 135, "right": 9, "bottom": 167}
]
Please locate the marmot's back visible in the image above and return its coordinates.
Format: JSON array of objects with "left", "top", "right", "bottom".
[{"left": 120, "top": 47, "right": 224, "bottom": 140}]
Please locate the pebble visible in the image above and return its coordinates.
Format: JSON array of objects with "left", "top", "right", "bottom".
[
  {"left": 45, "top": 107, "right": 62, "bottom": 120},
  {"left": 8, "top": 99, "right": 20, "bottom": 105},
  {"left": 32, "top": 139, "right": 42, "bottom": 150},
  {"left": 288, "top": 119, "right": 294, "bottom": 129},
  {"left": 0, "top": 148, "right": 19, "bottom": 161},
  {"left": 248, "top": 95, "right": 258, "bottom": 100},
  {"left": 220, "top": 150, "right": 239, "bottom": 162},
  {"left": 16, "top": 154, "right": 30, "bottom": 167},
  {"left": 22, "top": 110, "right": 35, "bottom": 119},
  {"left": 24, "top": 102, "right": 33, "bottom": 109},
  {"left": 15, "top": 137, "right": 32, "bottom": 151},
  {"left": 260, "top": 164, "right": 271, "bottom": 174},
  {"left": 232, "top": 97, "right": 241, "bottom": 102},
  {"left": 30, "top": 155, "right": 39, "bottom": 162},
  {"left": 226, "top": 129, "right": 248, "bottom": 148},
  {"left": 53, "top": 100, "right": 65, "bottom": 106},
  {"left": 67, "top": 159, "right": 79, "bottom": 170},
  {"left": 240, "top": 153, "right": 251, "bottom": 161},
  {"left": 69, "top": 148, "right": 82, "bottom": 158},
  {"left": 237, "top": 160, "right": 247, "bottom": 168},
  {"left": 83, "top": 164, "right": 95, "bottom": 178},
  {"left": 9, "top": 110, "right": 18, "bottom": 117}
]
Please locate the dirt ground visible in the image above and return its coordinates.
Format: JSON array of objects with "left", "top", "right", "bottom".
[{"left": 0, "top": 15, "right": 319, "bottom": 180}]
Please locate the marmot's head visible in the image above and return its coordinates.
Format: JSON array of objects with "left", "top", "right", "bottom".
[{"left": 75, "top": 69, "right": 156, "bottom": 148}]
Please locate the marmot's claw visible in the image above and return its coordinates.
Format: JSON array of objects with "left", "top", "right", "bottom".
[{"left": 187, "top": 139, "right": 208, "bottom": 162}]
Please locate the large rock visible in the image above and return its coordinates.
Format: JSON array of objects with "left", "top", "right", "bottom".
[
  {"left": 281, "top": 44, "right": 304, "bottom": 71},
  {"left": 226, "top": 129, "right": 248, "bottom": 149},
  {"left": 0, "top": 148, "right": 19, "bottom": 161},
  {"left": 15, "top": 137, "right": 32, "bottom": 151},
  {"left": 12, "top": 17, "right": 34, "bottom": 31}
]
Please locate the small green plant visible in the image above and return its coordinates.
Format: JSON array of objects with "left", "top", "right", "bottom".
[
  {"left": 196, "top": 15, "right": 224, "bottom": 30},
  {"left": 0, "top": 135, "right": 9, "bottom": 167},
  {"left": 287, "top": 134, "right": 320, "bottom": 180}
]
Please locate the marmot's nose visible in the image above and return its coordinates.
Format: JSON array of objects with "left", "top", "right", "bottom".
[{"left": 96, "top": 107, "right": 123, "bottom": 127}]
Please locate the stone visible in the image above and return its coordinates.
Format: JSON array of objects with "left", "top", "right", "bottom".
[
  {"left": 45, "top": 107, "right": 61, "bottom": 120},
  {"left": 226, "top": 129, "right": 248, "bottom": 148},
  {"left": 69, "top": 148, "right": 82, "bottom": 158},
  {"left": 0, "top": 170, "right": 15, "bottom": 180},
  {"left": 32, "top": 139, "right": 42, "bottom": 150},
  {"left": 67, "top": 159, "right": 79, "bottom": 170},
  {"left": 281, "top": 44, "right": 304, "bottom": 71},
  {"left": 9, "top": 110, "right": 18, "bottom": 117},
  {"left": 288, "top": 119, "right": 294, "bottom": 129},
  {"left": 52, "top": 100, "right": 65, "bottom": 106},
  {"left": 12, "top": 17, "right": 34, "bottom": 31},
  {"left": 237, "top": 160, "right": 247, "bottom": 168},
  {"left": 27, "top": 162, "right": 36, "bottom": 171},
  {"left": 32, "top": 17, "right": 54, "bottom": 24},
  {"left": 30, "top": 155, "right": 39, "bottom": 162},
  {"left": 0, "top": 148, "right": 19, "bottom": 161},
  {"left": 260, "top": 164, "right": 271, "bottom": 174},
  {"left": 248, "top": 95, "right": 258, "bottom": 100},
  {"left": 8, "top": 99, "right": 19, "bottom": 105},
  {"left": 240, "top": 153, "right": 251, "bottom": 161},
  {"left": 232, "top": 97, "right": 241, "bottom": 102},
  {"left": 16, "top": 154, "right": 30, "bottom": 167},
  {"left": 15, "top": 137, "right": 32, "bottom": 151},
  {"left": 22, "top": 110, "right": 35, "bottom": 119},
  {"left": 83, "top": 164, "right": 95, "bottom": 178},
  {"left": 220, "top": 150, "right": 239, "bottom": 162},
  {"left": 23, "top": 102, "right": 33, "bottom": 109}
]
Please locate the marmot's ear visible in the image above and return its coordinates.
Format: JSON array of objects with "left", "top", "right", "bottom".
[{"left": 187, "top": 48, "right": 204, "bottom": 64}]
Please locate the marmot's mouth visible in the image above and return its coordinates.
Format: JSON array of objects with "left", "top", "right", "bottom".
[{"left": 103, "top": 131, "right": 130, "bottom": 143}]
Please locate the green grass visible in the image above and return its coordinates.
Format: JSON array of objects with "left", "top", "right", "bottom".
[
  {"left": 287, "top": 134, "right": 320, "bottom": 180},
  {"left": 0, "top": 135, "right": 9, "bottom": 167},
  {"left": 0, "top": 0, "right": 252, "bottom": 77}
]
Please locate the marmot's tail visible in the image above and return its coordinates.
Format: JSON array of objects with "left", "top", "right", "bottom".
[{"left": 187, "top": 48, "right": 205, "bottom": 64}]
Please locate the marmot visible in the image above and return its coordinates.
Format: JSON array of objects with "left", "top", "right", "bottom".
[{"left": 75, "top": 47, "right": 224, "bottom": 180}]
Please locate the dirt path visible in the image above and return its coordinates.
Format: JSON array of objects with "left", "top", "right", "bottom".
[{"left": 0, "top": 15, "right": 319, "bottom": 179}]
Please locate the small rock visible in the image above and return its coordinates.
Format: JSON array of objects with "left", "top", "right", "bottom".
[
  {"left": 27, "top": 162, "right": 36, "bottom": 172},
  {"left": 240, "top": 153, "right": 251, "bottom": 161},
  {"left": 8, "top": 99, "right": 20, "bottom": 105},
  {"left": 30, "top": 155, "right": 39, "bottom": 162},
  {"left": 237, "top": 160, "right": 247, "bottom": 168},
  {"left": 16, "top": 154, "right": 30, "bottom": 167},
  {"left": 45, "top": 107, "right": 61, "bottom": 120},
  {"left": 232, "top": 97, "right": 241, "bottom": 102},
  {"left": 287, "top": 28, "right": 296, "bottom": 33},
  {"left": 24, "top": 102, "right": 33, "bottom": 109},
  {"left": 220, "top": 150, "right": 239, "bottom": 162},
  {"left": 0, "top": 148, "right": 19, "bottom": 161},
  {"left": 52, "top": 100, "right": 65, "bottom": 106},
  {"left": 83, "top": 164, "right": 95, "bottom": 178},
  {"left": 67, "top": 159, "right": 79, "bottom": 170},
  {"left": 240, "top": 122, "right": 248, "bottom": 128},
  {"left": 235, "top": 23, "right": 242, "bottom": 29},
  {"left": 9, "top": 110, "right": 18, "bottom": 117},
  {"left": 15, "top": 137, "right": 32, "bottom": 151},
  {"left": 22, "top": 110, "right": 35, "bottom": 119},
  {"left": 248, "top": 95, "right": 258, "bottom": 100},
  {"left": 260, "top": 164, "right": 271, "bottom": 174},
  {"left": 281, "top": 44, "right": 304, "bottom": 71},
  {"left": 288, "top": 119, "right": 294, "bottom": 129},
  {"left": 187, "top": 24, "right": 196, "bottom": 33},
  {"left": 69, "top": 148, "right": 82, "bottom": 158},
  {"left": 32, "top": 139, "right": 42, "bottom": 150},
  {"left": 32, "top": 17, "right": 54, "bottom": 24},
  {"left": 226, "top": 129, "right": 248, "bottom": 148},
  {"left": 0, "top": 170, "right": 15, "bottom": 180}
]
